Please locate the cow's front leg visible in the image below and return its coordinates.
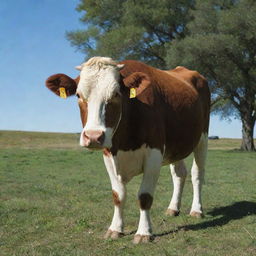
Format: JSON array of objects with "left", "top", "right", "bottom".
[
  {"left": 103, "top": 152, "right": 126, "bottom": 239},
  {"left": 134, "top": 149, "right": 162, "bottom": 244}
]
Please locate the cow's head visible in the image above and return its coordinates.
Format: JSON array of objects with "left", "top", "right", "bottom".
[{"left": 45, "top": 57, "right": 150, "bottom": 150}]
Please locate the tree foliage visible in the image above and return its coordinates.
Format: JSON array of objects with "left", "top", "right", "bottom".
[
  {"left": 166, "top": 0, "right": 256, "bottom": 150},
  {"left": 67, "top": 0, "right": 194, "bottom": 68}
]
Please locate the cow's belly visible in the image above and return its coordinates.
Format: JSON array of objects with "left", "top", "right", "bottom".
[
  {"left": 113, "top": 142, "right": 190, "bottom": 182},
  {"left": 163, "top": 120, "right": 204, "bottom": 163},
  {"left": 113, "top": 144, "right": 163, "bottom": 183}
]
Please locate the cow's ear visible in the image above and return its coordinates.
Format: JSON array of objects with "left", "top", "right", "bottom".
[
  {"left": 123, "top": 72, "right": 150, "bottom": 98},
  {"left": 45, "top": 73, "right": 80, "bottom": 97}
]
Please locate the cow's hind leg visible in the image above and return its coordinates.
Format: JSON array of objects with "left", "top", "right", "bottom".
[
  {"left": 190, "top": 133, "right": 208, "bottom": 218},
  {"left": 133, "top": 148, "right": 162, "bottom": 244},
  {"left": 103, "top": 153, "right": 126, "bottom": 239},
  {"left": 166, "top": 160, "right": 187, "bottom": 216}
]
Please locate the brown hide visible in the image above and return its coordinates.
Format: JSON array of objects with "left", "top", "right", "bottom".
[
  {"left": 78, "top": 99, "right": 88, "bottom": 127},
  {"left": 110, "top": 60, "right": 210, "bottom": 162}
]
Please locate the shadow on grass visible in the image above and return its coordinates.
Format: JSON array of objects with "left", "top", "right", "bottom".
[
  {"left": 154, "top": 201, "right": 256, "bottom": 238},
  {"left": 186, "top": 201, "right": 256, "bottom": 231}
]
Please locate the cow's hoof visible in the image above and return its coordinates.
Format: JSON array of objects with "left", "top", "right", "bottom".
[
  {"left": 166, "top": 208, "right": 180, "bottom": 216},
  {"left": 133, "top": 234, "right": 153, "bottom": 244},
  {"left": 104, "top": 229, "right": 124, "bottom": 239},
  {"left": 190, "top": 211, "right": 204, "bottom": 218}
]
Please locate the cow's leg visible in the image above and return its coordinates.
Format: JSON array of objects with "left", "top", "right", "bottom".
[
  {"left": 190, "top": 133, "right": 208, "bottom": 218},
  {"left": 166, "top": 160, "right": 187, "bottom": 216},
  {"left": 103, "top": 152, "right": 126, "bottom": 239},
  {"left": 133, "top": 149, "right": 162, "bottom": 244}
]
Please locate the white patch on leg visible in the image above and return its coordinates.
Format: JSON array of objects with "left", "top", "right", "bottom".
[
  {"left": 103, "top": 154, "right": 126, "bottom": 233},
  {"left": 136, "top": 148, "right": 163, "bottom": 236},
  {"left": 109, "top": 205, "right": 124, "bottom": 233},
  {"left": 190, "top": 132, "right": 208, "bottom": 214},
  {"left": 136, "top": 210, "right": 152, "bottom": 236},
  {"left": 168, "top": 160, "right": 187, "bottom": 212}
]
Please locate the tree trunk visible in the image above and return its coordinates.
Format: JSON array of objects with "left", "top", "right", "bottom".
[{"left": 240, "top": 115, "right": 255, "bottom": 151}]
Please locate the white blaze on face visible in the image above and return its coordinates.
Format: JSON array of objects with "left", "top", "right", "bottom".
[{"left": 76, "top": 57, "right": 123, "bottom": 148}]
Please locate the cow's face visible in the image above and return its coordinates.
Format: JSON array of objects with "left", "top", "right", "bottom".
[
  {"left": 45, "top": 57, "right": 151, "bottom": 151},
  {"left": 76, "top": 58, "right": 124, "bottom": 149}
]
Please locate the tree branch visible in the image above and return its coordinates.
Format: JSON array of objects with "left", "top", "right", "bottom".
[
  {"left": 141, "top": 44, "right": 166, "bottom": 64},
  {"left": 141, "top": 18, "right": 174, "bottom": 41},
  {"left": 210, "top": 95, "right": 223, "bottom": 108}
]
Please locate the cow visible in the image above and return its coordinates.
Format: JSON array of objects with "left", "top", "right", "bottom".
[{"left": 45, "top": 57, "right": 210, "bottom": 244}]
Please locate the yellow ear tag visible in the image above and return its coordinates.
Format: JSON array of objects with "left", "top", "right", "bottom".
[
  {"left": 129, "top": 88, "right": 136, "bottom": 98},
  {"left": 59, "top": 87, "right": 67, "bottom": 99}
]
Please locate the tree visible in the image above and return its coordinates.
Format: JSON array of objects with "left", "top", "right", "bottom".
[
  {"left": 166, "top": 0, "right": 256, "bottom": 151},
  {"left": 66, "top": 0, "right": 195, "bottom": 68}
]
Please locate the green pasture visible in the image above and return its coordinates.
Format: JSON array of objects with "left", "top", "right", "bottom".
[{"left": 0, "top": 131, "right": 255, "bottom": 255}]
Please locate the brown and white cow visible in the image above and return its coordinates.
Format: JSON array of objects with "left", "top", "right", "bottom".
[{"left": 46, "top": 57, "right": 210, "bottom": 244}]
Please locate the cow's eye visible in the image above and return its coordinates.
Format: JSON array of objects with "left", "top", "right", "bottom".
[{"left": 76, "top": 93, "right": 80, "bottom": 98}]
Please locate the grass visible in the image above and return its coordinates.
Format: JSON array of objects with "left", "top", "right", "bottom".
[
  {"left": 0, "top": 130, "right": 81, "bottom": 149},
  {"left": 0, "top": 131, "right": 256, "bottom": 255}
]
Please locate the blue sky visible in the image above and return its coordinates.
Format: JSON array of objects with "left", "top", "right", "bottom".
[{"left": 0, "top": 0, "right": 253, "bottom": 138}]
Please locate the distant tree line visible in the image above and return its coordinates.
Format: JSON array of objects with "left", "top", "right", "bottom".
[{"left": 67, "top": 0, "right": 256, "bottom": 151}]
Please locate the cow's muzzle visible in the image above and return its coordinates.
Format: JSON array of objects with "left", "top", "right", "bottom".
[{"left": 80, "top": 129, "right": 105, "bottom": 149}]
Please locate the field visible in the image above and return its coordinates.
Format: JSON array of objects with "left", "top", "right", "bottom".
[{"left": 0, "top": 131, "right": 256, "bottom": 256}]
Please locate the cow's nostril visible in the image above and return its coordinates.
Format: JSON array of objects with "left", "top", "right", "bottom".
[
  {"left": 98, "top": 132, "right": 105, "bottom": 144},
  {"left": 83, "top": 131, "right": 89, "bottom": 139},
  {"left": 84, "top": 130, "right": 105, "bottom": 145}
]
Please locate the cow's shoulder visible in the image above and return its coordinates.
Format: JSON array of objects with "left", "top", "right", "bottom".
[
  {"left": 119, "top": 60, "right": 152, "bottom": 78},
  {"left": 168, "top": 66, "right": 199, "bottom": 77}
]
